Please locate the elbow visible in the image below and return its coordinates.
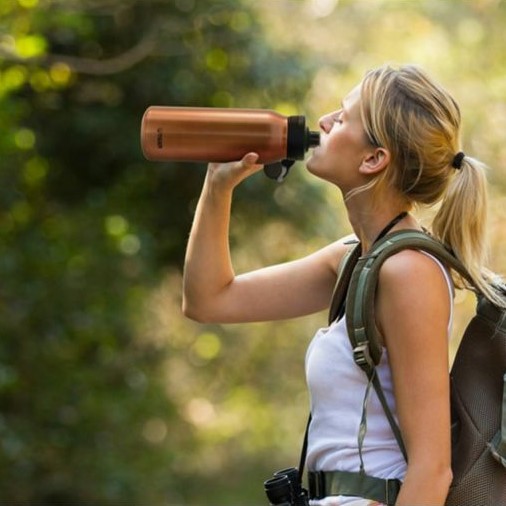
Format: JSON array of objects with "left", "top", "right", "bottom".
[
  {"left": 182, "top": 298, "right": 205, "bottom": 323},
  {"left": 181, "top": 280, "right": 207, "bottom": 322},
  {"left": 182, "top": 295, "right": 214, "bottom": 323}
]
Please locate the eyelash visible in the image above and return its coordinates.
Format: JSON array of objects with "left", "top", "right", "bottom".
[{"left": 333, "top": 111, "right": 343, "bottom": 124}]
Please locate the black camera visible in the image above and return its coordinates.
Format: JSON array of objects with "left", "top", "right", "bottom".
[{"left": 264, "top": 467, "right": 309, "bottom": 506}]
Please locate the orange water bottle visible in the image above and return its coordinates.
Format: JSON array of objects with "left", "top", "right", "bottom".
[{"left": 140, "top": 106, "right": 319, "bottom": 181}]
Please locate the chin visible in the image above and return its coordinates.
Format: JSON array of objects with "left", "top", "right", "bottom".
[
  {"left": 306, "top": 156, "right": 325, "bottom": 178},
  {"left": 306, "top": 154, "right": 319, "bottom": 175}
]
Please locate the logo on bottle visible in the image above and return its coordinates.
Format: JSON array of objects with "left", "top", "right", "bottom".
[{"left": 157, "top": 127, "right": 163, "bottom": 149}]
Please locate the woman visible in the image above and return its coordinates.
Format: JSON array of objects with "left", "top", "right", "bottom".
[{"left": 182, "top": 64, "right": 500, "bottom": 505}]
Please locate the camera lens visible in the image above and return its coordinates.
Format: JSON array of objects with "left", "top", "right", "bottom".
[
  {"left": 276, "top": 468, "right": 302, "bottom": 494},
  {"left": 274, "top": 468, "right": 299, "bottom": 484},
  {"left": 264, "top": 474, "right": 292, "bottom": 505}
]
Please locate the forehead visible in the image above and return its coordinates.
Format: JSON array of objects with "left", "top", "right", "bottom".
[{"left": 342, "top": 85, "right": 362, "bottom": 115}]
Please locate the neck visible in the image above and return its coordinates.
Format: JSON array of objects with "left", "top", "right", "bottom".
[{"left": 344, "top": 192, "right": 416, "bottom": 252}]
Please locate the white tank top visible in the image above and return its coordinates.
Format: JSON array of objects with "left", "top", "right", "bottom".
[{"left": 305, "top": 253, "right": 453, "bottom": 503}]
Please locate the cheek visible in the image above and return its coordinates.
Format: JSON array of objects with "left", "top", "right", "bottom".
[
  {"left": 319, "top": 130, "right": 345, "bottom": 159},
  {"left": 326, "top": 129, "right": 354, "bottom": 153},
  {"left": 306, "top": 127, "right": 365, "bottom": 180},
  {"left": 307, "top": 133, "right": 343, "bottom": 169},
  {"left": 327, "top": 127, "right": 369, "bottom": 167}
]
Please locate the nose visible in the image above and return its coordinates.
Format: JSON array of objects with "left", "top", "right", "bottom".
[{"left": 318, "top": 114, "right": 332, "bottom": 134}]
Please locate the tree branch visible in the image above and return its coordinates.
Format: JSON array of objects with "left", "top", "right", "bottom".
[{"left": 0, "top": 24, "right": 163, "bottom": 76}]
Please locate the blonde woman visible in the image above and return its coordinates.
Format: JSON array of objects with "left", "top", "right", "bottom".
[{"left": 182, "top": 64, "right": 500, "bottom": 505}]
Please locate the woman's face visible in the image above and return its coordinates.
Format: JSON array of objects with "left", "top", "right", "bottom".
[{"left": 306, "top": 84, "right": 373, "bottom": 191}]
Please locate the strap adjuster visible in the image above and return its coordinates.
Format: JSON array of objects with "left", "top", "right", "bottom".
[
  {"left": 384, "top": 477, "right": 402, "bottom": 506},
  {"left": 353, "top": 343, "right": 374, "bottom": 374},
  {"left": 308, "top": 470, "right": 325, "bottom": 499}
]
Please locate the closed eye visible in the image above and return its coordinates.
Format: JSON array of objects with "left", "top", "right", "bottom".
[{"left": 333, "top": 111, "right": 344, "bottom": 125}]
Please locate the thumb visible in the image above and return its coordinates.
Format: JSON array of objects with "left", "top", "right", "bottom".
[{"left": 243, "top": 152, "right": 260, "bottom": 165}]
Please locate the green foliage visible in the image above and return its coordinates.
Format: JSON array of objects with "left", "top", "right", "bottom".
[
  {"left": 1, "top": 0, "right": 506, "bottom": 505},
  {"left": 0, "top": 1, "right": 321, "bottom": 504}
]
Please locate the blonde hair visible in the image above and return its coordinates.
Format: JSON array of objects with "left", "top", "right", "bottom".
[{"left": 358, "top": 63, "right": 504, "bottom": 307}]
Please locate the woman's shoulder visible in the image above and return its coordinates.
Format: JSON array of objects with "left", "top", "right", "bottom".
[
  {"left": 376, "top": 247, "right": 453, "bottom": 345},
  {"left": 380, "top": 246, "right": 445, "bottom": 274},
  {"left": 379, "top": 247, "right": 451, "bottom": 295}
]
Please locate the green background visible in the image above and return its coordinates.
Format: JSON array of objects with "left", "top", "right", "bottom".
[{"left": 1, "top": 0, "right": 506, "bottom": 504}]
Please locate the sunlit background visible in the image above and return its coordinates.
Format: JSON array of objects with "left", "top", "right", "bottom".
[{"left": 1, "top": 0, "right": 506, "bottom": 504}]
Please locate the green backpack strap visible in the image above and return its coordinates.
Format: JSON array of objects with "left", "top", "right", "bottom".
[
  {"left": 328, "top": 239, "right": 361, "bottom": 325},
  {"left": 346, "top": 229, "right": 475, "bottom": 374},
  {"left": 344, "top": 229, "right": 477, "bottom": 467}
]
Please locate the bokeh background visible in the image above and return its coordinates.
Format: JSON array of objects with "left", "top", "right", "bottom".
[{"left": 1, "top": 0, "right": 506, "bottom": 504}]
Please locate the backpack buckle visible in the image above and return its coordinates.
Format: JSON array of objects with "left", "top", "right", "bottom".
[{"left": 353, "top": 343, "right": 374, "bottom": 374}]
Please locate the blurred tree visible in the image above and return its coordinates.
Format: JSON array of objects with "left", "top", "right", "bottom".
[
  {"left": 1, "top": 0, "right": 506, "bottom": 505},
  {"left": 0, "top": 0, "right": 321, "bottom": 504}
]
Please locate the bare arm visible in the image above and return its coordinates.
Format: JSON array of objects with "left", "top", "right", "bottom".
[
  {"left": 182, "top": 153, "right": 350, "bottom": 323},
  {"left": 376, "top": 250, "right": 453, "bottom": 506}
]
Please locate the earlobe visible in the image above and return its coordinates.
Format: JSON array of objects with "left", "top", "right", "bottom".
[{"left": 359, "top": 148, "right": 390, "bottom": 176}]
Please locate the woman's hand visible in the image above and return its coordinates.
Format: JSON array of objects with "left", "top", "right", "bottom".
[{"left": 206, "top": 152, "right": 264, "bottom": 191}]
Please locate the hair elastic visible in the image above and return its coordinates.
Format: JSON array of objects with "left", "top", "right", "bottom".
[{"left": 452, "top": 151, "right": 465, "bottom": 170}]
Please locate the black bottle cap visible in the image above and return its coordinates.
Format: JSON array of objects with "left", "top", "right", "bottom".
[
  {"left": 308, "top": 130, "right": 320, "bottom": 147},
  {"left": 287, "top": 116, "right": 320, "bottom": 159},
  {"left": 286, "top": 116, "right": 307, "bottom": 160}
]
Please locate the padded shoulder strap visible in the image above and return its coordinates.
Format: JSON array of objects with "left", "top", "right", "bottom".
[
  {"left": 345, "top": 229, "right": 474, "bottom": 372},
  {"left": 343, "top": 230, "right": 472, "bottom": 465},
  {"left": 328, "top": 240, "right": 361, "bottom": 325}
]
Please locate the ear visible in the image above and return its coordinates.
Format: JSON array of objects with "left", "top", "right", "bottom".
[{"left": 359, "top": 148, "right": 390, "bottom": 176}]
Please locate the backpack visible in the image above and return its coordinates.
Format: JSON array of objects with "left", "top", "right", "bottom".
[{"left": 325, "top": 229, "right": 506, "bottom": 506}]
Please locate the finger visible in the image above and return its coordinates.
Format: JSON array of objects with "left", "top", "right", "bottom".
[
  {"left": 208, "top": 153, "right": 260, "bottom": 172},
  {"left": 242, "top": 152, "right": 260, "bottom": 166},
  {"left": 240, "top": 153, "right": 265, "bottom": 176}
]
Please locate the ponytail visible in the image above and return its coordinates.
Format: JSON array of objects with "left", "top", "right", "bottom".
[
  {"left": 432, "top": 157, "right": 505, "bottom": 307},
  {"left": 359, "top": 64, "right": 504, "bottom": 307}
]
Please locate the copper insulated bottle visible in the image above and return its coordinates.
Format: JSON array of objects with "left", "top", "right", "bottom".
[{"left": 140, "top": 106, "right": 320, "bottom": 167}]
